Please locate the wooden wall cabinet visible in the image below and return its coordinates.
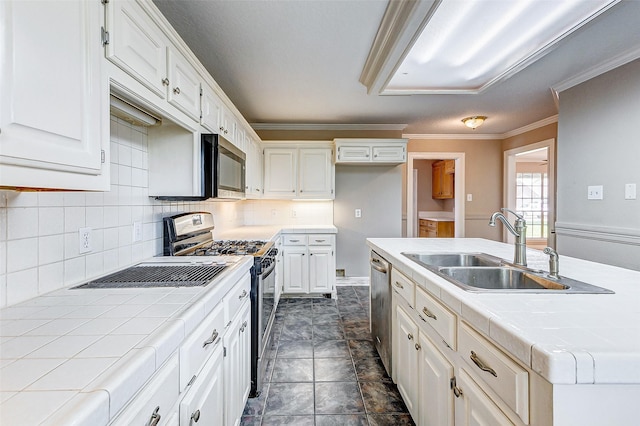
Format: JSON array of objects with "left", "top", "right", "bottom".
[{"left": 432, "top": 160, "right": 455, "bottom": 199}]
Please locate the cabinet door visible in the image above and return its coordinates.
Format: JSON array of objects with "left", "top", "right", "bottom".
[
  {"left": 201, "top": 84, "right": 222, "bottom": 133},
  {"left": 299, "top": 148, "right": 334, "bottom": 199},
  {"left": 336, "top": 145, "right": 371, "bottom": 162},
  {"left": 309, "top": 246, "right": 333, "bottom": 293},
  {"left": 395, "top": 305, "right": 420, "bottom": 420},
  {"left": 419, "top": 333, "right": 454, "bottom": 426},
  {"left": 106, "top": 0, "right": 168, "bottom": 99},
  {"left": 167, "top": 46, "right": 201, "bottom": 121},
  {"left": 283, "top": 247, "right": 308, "bottom": 293},
  {"left": 224, "top": 301, "right": 251, "bottom": 426},
  {"left": 432, "top": 162, "right": 443, "bottom": 198},
  {"left": 372, "top": 145, "right": 405, "bottom": 162},
  {"left": 219, "top": 107, "right": 236, "bottom": 143},
  {"left": 263, "top": 148, "right": 297, "bottom": 198},
  {"left": 0, "top": 0, "right": 108, "bottom": 190},
  {"left": 245, "top": 137, "right": 263, "bottom": 198},
  {"left": 455, "top": 369, "right": 514, "bottom": 426},
  {"left": 180, "top": 344, "right": 224, "bottom": 426}
]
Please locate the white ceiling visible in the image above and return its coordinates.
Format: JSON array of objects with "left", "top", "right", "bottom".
[{"left": 153, "top": 0, "right": 640, "bottom": 135}]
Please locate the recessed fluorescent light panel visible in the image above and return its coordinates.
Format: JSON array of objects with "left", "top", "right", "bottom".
[{"left": 385, "top": 0, "right": 619, "bottom": 94}]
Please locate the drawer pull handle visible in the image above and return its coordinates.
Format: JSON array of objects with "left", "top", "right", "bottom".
[
  {"left": 290, "top": 239, "right": 300, "bottom": 242},
  {"left": 239, "top": 290, "right": 248, "bottom": 299},
  {"left": 147, "top": 406, "right": 161, "bottom": 426},
  {"left": 203, "top": 329, "right": 219, "bottom": 348},
  {"left": 173, "top": 87, "right": 181, "bottom": 95},
  {"left": 422, "top": 307, "right": 437, "bottom": 320},
  {"left": 415, "top": 343, "right": 421, "bottom": 351},
  {"left": 191, "top": 409, "right": 201, "bottom": 422},
  {"left": 470, "top": 351, "right": 498, "bottom": 377},
  {"left": 394, "top": 281, "right": 404, "bottom": 289},
  {"left": 162, "top": 78, "right": 169, "bottom": 86},
  {"left": 407, "top": 333, "right": 413, "bottom": 340},
  {"left": 315, "top": 239, "right": 325, "bottom": 242},
  {"left": 240, "top": 320, "right": 248, "bottom": 332}
]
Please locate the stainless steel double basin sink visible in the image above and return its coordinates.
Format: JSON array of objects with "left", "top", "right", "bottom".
[{"left": 402, "top": 252, "right": 613, "bottom": 294}]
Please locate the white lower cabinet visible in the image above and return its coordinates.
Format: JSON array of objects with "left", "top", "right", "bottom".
[
  {"left": 455, "top": 368, "right": 514, "bottom": 426},
  {"left": 282, "top": 234, "right": 335, "bottom": 296},
  {"left": 110, "top": 272, "right": 252, "bottom": 426},
  {"left": 389, "top": 264, "right": 544, "bottom": 426},
  {"left": 224, "top": 299, "right": 251, "bottom": 426},
  {"left": 179, "top": 343, "right": 224, "bottom": 426},
  {"left": 395, "top": 302, "right": 454, "bottom": 426},
  {"left": 419, "top": 332, "right": 455, "bottom": 426}
]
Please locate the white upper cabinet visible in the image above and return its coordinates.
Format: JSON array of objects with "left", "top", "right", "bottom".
[
  {"left": 167, "top": 46, "right": 202, "bottom": 121},
  {"left": 106, "top": 0, "right": 202, "bottom": 122},
  {"left": 105, "top": 0, "right": 169, "bottom": 100},
  {"left": 334, "top": 138, "right": 408, "bottom": 165},
  {"left": 0, "top": 0, "right": 108, "bottom": 190},
  {"left": 200, "top": 84, "right": 222, "bottom": 133},
  {"left": 245, "top": 135, "right": 263, "bottom": 198},
  {"left": 263, "top": 144, "right": 334, "bottom": 199}
]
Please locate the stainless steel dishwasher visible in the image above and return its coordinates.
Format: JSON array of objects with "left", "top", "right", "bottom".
[{"left": 370, "top": 250, "right": 392, "bottom": 376}]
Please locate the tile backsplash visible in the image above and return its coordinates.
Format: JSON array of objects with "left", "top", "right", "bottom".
[{"left": 0, "top": 117, "right": 333, "bottom": 308}]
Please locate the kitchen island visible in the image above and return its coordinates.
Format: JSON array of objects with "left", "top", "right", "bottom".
[{"left": 367, "top": 237, "right": 640, "bottom": 425}]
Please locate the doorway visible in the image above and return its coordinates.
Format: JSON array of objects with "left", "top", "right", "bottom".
[
  {"left": 406, "top": 152, "right": 466, "bottom": 238},
  {"left": 503, "top": 139, "right": 556, "bottom": 249}
]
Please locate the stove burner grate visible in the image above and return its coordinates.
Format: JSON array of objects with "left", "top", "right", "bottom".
[{"left": 73, "top": 265, "right": 227, "bottom": 289}]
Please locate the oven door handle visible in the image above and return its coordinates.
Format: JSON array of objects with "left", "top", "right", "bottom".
[{"left": 261, "top": 261, "right": 276, "bottom": 279}]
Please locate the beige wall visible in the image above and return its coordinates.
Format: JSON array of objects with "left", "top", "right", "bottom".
[
  {"left": 406, "top": 138, "right": 503, "bottom": 240},
  {"left": 502, "top": 123, "right": 557, "bottom": 151}
]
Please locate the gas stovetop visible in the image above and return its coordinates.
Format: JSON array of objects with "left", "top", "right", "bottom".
[{"left": 194, "top": 240, "right": 269, "bottom": 256}]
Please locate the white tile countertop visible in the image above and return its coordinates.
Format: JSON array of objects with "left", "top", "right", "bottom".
[
  {"left": 215, "top": 225, "right": 337, "bottom": 242},
  {"left": 0, "top": 255, "right": 253, "bottom": 425},
  {"left": 366, "top": 238, "right": 640, "bottom": 385}
]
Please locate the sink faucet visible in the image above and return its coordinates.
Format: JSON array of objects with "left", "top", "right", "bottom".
[
  {"left": 489, "top": 208, "right": 527, "bottom": 266},
  {"left": 543, "top": 247, "right": 559, "bottom": 279}
]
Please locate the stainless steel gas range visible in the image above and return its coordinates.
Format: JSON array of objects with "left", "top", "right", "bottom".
[{"left": 163, "top": 212, "right": 277, "bottom": 397}]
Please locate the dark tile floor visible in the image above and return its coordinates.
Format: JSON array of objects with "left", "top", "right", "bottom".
[{"left": 241, "top": 285, "right": 415, "bottom": 426}]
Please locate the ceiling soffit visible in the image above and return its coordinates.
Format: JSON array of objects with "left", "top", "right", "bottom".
[{"left": 362, "top": 0, "right": 621, "bottom": 96}]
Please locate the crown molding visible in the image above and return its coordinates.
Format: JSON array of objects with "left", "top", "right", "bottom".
[
  {"left": 359, "top": 0, "right": 441, "bottom": 95},
  {"left": 403, "top": 133, "right": 502, "bottom": 140},
  {"left": 552, "top": 44, "right": 640, "bottom": 95},
  {"left": 500, "top": 115, "right": 558, "bottom": 139},
  {"left": 250, "top": 123, "right": 407, "bottom": 131}
]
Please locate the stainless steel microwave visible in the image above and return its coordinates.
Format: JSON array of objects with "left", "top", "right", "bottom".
[{"left": 202, "top": 133, "right": 246, "bottom": 200}]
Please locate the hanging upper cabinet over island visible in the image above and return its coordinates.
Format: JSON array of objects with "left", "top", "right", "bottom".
[{"left": 0, "top": 0, "right": 109, "bottom": 191}]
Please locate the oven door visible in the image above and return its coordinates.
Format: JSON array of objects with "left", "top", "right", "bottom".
[{"left": 255, "top": 259, "right": 276, "bottom": 394}]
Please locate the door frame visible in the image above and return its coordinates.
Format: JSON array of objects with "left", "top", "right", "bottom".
[
  {"left": 503, "top": 138, "right": 556, "bottom": 247},
  {"left": 406, "top": 152, "right": 466, "bottom": 238}
]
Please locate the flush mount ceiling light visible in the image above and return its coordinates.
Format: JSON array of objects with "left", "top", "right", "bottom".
[
  {"left": 367, "top": 0, "right": 619, "bottom": 95},
  {"left": 462, "top": 116, "right": 487, "bottom": 130}
]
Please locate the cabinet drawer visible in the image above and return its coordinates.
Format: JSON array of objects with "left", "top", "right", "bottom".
[
  {"left": 111, "top": 354, "right": 179, "bottom": 426},
  {"left": 225, "top": 274, "right": 251, "bottom": 325},
  {"left": 308, "top": 234, "right": 334, "bottom": 246},
  {"left": 415, "top": 286, "right": 456, "bottom": 350},
  {"left": 283, "top": 234, "right": 308, "bottom": 245},
  {"left": 426, "top": 220, "right": 437, "bottom": 230},
  {"left": 459, "top": 322, "right": 529, "bottom": 424},
  {"left": 179, "top": 303, "right": 225, "bottom": 391},
  {"left": 391, "top": 269, "right": 415, "bottom": 306}
]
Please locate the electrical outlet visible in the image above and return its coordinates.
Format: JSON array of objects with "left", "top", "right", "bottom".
[
  {"left": 466, "top": 194, "right": 473, "bottom": 202},
  {"left": 355, "top": 208, "right": 362, "bottom": 218},
  {"left": 79, "top": 227, "right": 92, "bottom": 254},
  {"left": 133, "top": 221, "right": 143, "bottom": 242},
  {"left": 291, "top": 209, "right": 297, "bottom": 218},
  {"left": 587, "top": 185, "right": 603, "bottom": 200}
]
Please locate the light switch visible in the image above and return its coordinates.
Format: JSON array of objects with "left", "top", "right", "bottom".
[
  {"left": 625, "top": 183, "right": 637, "bottom": 200},
  {"left": 466, "top": 194, "right": 473, "bottom": 202},
  {"left": 355, "top": 209, "right": 362, "bottom": 218},
  {"left": 587, "top": 185, "right": 603, "bottom": 200}
]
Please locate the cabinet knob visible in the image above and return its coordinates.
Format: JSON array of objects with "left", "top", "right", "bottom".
[
  {"left": 191, "top": 409, "right": 201, "bottom": 423},
  {"left": 415, "top": 343, "right": 421, "bottom": 351},
  {"left": 407, "top": 333, "right": 413, "bottom": 340},
  {"left": 173, "top": 87, "right": 180, "bottom": 95},
  {"left": 162, "top": 78, "right": 169, "bottom": 86},
  {"left": 239, "top": 289, "right": 248, "bottom": 299},
  {"left": 219, "top": 126, "right": 224, "bottom": 131}
]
